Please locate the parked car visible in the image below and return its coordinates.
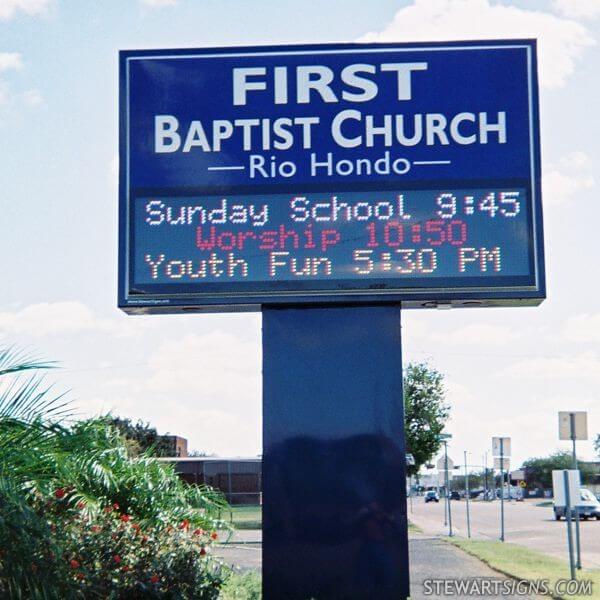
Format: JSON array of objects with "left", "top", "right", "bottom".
[
  {"left": 554, "top": 488, "right": 600, "bottom": 521},
  {"left": 449, "top": 491, "right": 461, "bottom": 500},
  {"left": 424, "top": 490, "right": 440, "bottom": 503}
]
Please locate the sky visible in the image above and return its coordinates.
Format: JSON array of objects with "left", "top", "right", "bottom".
[{"left": 1, "top": 0, "right": 600, "bottom": 469}]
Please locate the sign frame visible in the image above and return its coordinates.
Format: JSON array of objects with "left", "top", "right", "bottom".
[
  {"left": 552, "top": 469, "right": 581, "bottom": 508},
  {"left": 492, "top": 436, "right": 511, "bottom": 457},
  {"left": 559, "top": 411, "right": 588, "bottom": 441},
  {"left": 118, "top": 40, "right": 545, "bottom": 314}
]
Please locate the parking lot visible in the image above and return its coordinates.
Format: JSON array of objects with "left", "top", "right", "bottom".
[{"left": 409, "top": 497, "right": 600, "bottom": 568}]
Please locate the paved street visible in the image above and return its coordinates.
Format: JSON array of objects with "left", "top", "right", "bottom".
[{"left": 409, "top": 497, "right": 600, "bottom": 568}]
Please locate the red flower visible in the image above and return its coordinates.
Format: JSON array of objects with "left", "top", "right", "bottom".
[
  {"left": 193, "top": 528, "right": 204, "bottom": 536},
  {"left": 131, "top": 523, "right": 141, "bottom": 532},
  {"left": 76, "top": 572, "right": 85, "bottom": 581},
  {"left": 113, "top": 555, "right": 122, "bottom": 564},
  {"left": 91, "top": 525, "right": 102, "bottom": 533},
  {"left": 104, "top": 506, "right": 112, "bottom": 513},
  {"left": 179, "top": 519, "right": 190, "bottom": 530},
  {"left": 76, "top": 501, "right": 86, "bottom": 510},
  {"left": 113, "top": 502, "right": 120, "bottom": 510},
  {"left": 150, "top": 574, "right": 160, "bottom": 584},
  {"left": 141, "top": 535, "right": 149, "bottom": 544},
  {"left": 199, "top": 547, "right": 207, "bottom": 556},
  {"left": 120, "top": 514, "right": 131, "bottom": 523},
  {"left": 210, "top": 531, "right": 218, "bottom": 540},
  {"left": 122, "top": 565, "right": 130, "bottom": 572},
  {"left": 69, "top": 559, "right": 80, "bottom": 569},
  {"left": 54, "top": 488, "right": 66, "bottom": 499}
]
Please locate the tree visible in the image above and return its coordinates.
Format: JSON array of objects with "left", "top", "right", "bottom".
[
  {"left": 403, "top": 362, "right": 450, "bottom": 477},
  {"left": 106, "top": 416, "right": 174, "bottom": 457},
  {"left": 522, "top": 450, "right": 597, "bottom": 489}
]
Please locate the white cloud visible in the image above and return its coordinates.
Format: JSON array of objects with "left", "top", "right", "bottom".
[
  {"left": 359, "top": 0, "right": 595, "bottom": 89},
  {"left": 109, "top": 153, "right": 119, "bottom": 189},
  {"left": 564, "top": 313, "right": 600, "bottom": 343},
  {"left": 22, "top": 88, "right": 43, "bottom": 106},
  {"left": 428, "top": 323, "right": 520, "bottom": 346},
  {"left": 0, "top": 302, "right": 152, "bottom": 338},
  {"left": 502, "top": 351, "right": 600, "bottom": 382},
  {"left": 553, "top": 0, "right": 600, "bottom": 20},
  {"left": 543, "top": 151, "right": 595, "bottom": 206},
  {"left": 0, "top": 0, "right": 51, "bottom": 20},
  {"left": 405, "top": 317, "right": 520, "bottom": 348},
  {"left": 145, "top": 332, "right": 261, "bottom": 401},
  {"left": 0, "top": 302, "right": 114, "bottom": 336},
  {"left": 139, "top": 0, "right": 177, "bottom": 7},
  {"left": 0, "top": 80, "right": 11, "bottom": 106},
  {"left": 0, "top": 52, "right": 22, "bottom": 72}
]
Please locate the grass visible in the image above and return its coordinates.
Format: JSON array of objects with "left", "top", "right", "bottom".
[
  {"left": 227, "top": 505, "right": 262, "bottom": 530},
  {"left": 408, "top": 520, "right": 423, "bottom": 534},
  {"left": 448, "top": 538, "right": 600, "bottom": 600}
]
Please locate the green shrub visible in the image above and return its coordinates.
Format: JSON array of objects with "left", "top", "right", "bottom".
[
  {"left": 0, "top": 348, "right": 232, "bottom": 598},
  {"left": 220, "top": 571, "right": 262, "bottom": 600}
]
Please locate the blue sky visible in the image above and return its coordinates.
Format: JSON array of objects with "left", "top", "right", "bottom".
[{"left": 1, "top": 0, "right": 600, "bottom": 469}]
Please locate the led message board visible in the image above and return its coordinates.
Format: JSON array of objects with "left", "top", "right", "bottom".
[{"left": 119, "top": 40, "right": 545, "bottom": 312}]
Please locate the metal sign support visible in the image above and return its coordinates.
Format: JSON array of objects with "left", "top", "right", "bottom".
[
  {"left": 263, "top": 305, "right": 409, "bottom": 600},
  {"left": 564, "top": 470, "right": 576, "bottom": 581},
  {"left": 444, "top": 440, "right": 453, "bottom": 537},
  {"left": 464, "top": 451, "right": 471, "bottom": 538},
  {"left": 570, "top": 413, "right": 582, "bottom": 570},
  {"left": 500, "top": 439, "right": 505, "bottom": 542}
]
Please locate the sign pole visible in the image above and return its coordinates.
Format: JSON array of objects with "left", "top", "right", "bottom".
[
  {"left": 564, "top": 470, "right": 576, "bottom": 581},
  {"left": 464, "top": 451, "right": 471, "bottom": 539},
  {"left": 263, "top": 305, "right": 409, "bottom": 600},
  {"left": 570, "top": 413, "right": 582, "bottom": 570},
  {"left": 444, "top": 441, "right": 453, "bottom": 537},
  {"left": 500, "top": 438, "right": 505, "bottom": 542},
  {"left": 443, "top": 477, "right": 448, "bottom": 527}
]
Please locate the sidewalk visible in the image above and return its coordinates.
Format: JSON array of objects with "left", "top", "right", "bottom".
[
  {"left": 409, "top": 534, "right": 538, "bottom": 599},
  {"left": 214, "top": 530, "right": 539, "bottom": 598}
]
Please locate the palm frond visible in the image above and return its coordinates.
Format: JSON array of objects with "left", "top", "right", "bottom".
[{"left": 0, "top": 347, "right": 56, "bottom": 378}]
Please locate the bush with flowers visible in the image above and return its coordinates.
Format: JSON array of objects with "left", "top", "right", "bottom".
[{"left": 0, "top": 349, "right": 241, "bottom": 599}]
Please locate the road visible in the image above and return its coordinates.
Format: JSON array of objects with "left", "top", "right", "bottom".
[{"left": 409, "top": 497, "right": 600, "bottom": 568}]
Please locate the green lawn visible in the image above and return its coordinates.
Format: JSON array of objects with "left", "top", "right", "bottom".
[
  {"left": 408, "top": 520, "right": 423, "bottom": 534},
  {"left": 225, "top": 505, "right": 262, "bottom": 530},
  {"left": 449, "top": 538, "right": 599, "bottom": 600}
]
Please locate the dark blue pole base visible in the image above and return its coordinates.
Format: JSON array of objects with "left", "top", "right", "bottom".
[{"left": 262, "top": 305, "right": 409, "bottom": 600}]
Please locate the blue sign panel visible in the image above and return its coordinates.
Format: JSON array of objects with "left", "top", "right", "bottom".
[{"left": 119, "top": 40, "right": 545, "bottom": 312}]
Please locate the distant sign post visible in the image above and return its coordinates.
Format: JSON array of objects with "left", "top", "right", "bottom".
[
  {"left": 119, "top": 40, "right": 543, "bottom": 599},
  {"left": 553, "top": 470, "right": 580, "bottom": 581},
  {"left": 493, "top": 437, "right": 511, "bottom": 541},
  {"left": 559, "top": 411, "right": 587, "bottom": 570},
  {"left": 437, "top": 433, "right": 454, "bottom": 536}
]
